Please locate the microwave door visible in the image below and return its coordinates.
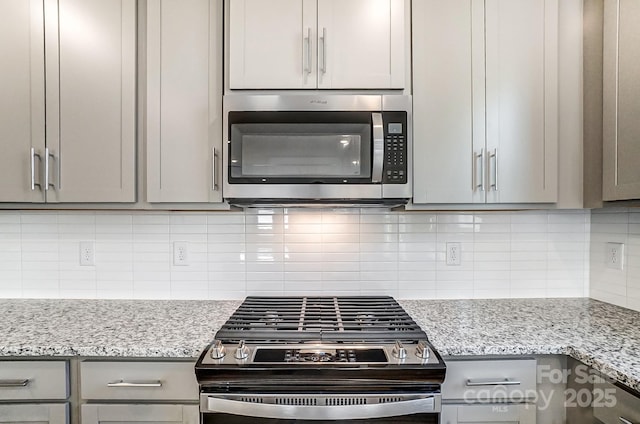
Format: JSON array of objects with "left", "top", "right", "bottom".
[{"left": 228, "top": 121, "right": 372, "bottom": 184}]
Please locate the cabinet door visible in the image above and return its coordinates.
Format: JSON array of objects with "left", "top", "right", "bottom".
[
  {"left": 0, "top": 404, "right": 68, "bottom": 424},
  {"left": 603, "top": 0, "right": 640, "bottom": 200},
  {"left": 44, "top": 0, "right": 136, "bottom": 203},
  {"left": 81, "top": 404, "right": 198, "bottom": 424},
  {"left": 146, "top": 0, "right": 223, "bottom": 202},
  {"left": 317, "top": 0, "right": 405, "bottom": 89},
  {"left": 228, "top": 0, "right": 317, "bottom": 89},
  {"left": 485, "top": 0, "right": 558, "bottom": 204},
  {"left": 412, "top": 0, "right": 485, "bottom": 204},
  {"left": 0, "top": 0, "right": 46, "bottom": 203},
  {"left": 441, "top": 403, "right": 536, "bottom": 424}
]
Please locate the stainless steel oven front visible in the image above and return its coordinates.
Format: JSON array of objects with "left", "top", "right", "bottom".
[
  {"left": 200, "top": 391, "right": 441, "bottom": 423},
  {"left": 222, "top": 94, "right": 412, "bottom": 206}
]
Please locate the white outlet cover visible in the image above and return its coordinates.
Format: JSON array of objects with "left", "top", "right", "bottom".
[
  {"left": 173, "top": 241, "right": 189, "bottom": 266},
  {"left": 605, "top": 242, "right": 624, "bottom": 270},
  {"left": 446, "top": 242, "right": 462, "bottom": 266},
  {"left": 79, "top": 241, "right": 95, "bottom": 266}
]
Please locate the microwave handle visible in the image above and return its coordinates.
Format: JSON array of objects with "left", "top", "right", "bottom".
[{"left": 371, "top": 113, "right": 384, "bottom": 183}]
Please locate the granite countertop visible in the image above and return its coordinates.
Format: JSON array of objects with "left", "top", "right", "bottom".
[{"left": 1, "top": 298, "right": 639, "bottom": 392}]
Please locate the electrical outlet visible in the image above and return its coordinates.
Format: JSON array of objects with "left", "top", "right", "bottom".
[
  {"left": 446, "top": 242, "right": 461, "bottom": 266},
  {"left": 173, "top": 242, "right": 189, "bottom": 266},
  {"left": 606, "top": 242, "right": 624, "bottom": 270},
  {"left": 79, "top": 241, "right": 95, "bottom": 266}
]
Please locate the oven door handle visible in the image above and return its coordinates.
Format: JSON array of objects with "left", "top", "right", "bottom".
[
  {"left": 203, "top": 395, "right": 437, "bottom": 420},
  {"left": 371, "top": 112, "right": 384, "bottom": 183}
]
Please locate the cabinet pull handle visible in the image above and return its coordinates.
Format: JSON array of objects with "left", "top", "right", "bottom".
[
  {"left": 107, "top": 380, "right": 162, "bottom": 388},
  {"left": 466, "top": 378, "right": 520, "bottom": 387},
  {"left": 45, "top": 148, "right": 58, "bottom": 191},
  {"left": 320, "top": 27, "right": 327, "bottom": 74},
  {"left": 212, "top": 147, "right": 219, "bottom": 191},
  {"left": 304, "top": 27, "right": 312, "bottom": 74},
  {"left": 30, "top": 148, "right": 42, "bottom": 191},
  {"left": 489, "top": 148, "right": 498, "bottom": 191},
  {"left": 619, "top": 418, "right": 633, "bottom": 424},
  {"left": 473, "top": 149, "right": 485, "bottom": 191},
  {"left": 0, "top": 379, "right": 30, "bottom": 387}
]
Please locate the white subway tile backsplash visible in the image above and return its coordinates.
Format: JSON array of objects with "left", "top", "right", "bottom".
[{"left": 0, "top": 210, "right": 592, "bottom": 301}]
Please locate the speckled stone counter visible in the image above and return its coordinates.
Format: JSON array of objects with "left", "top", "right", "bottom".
[
  {"left": 399, "top": 298, "right": 640, "bottom": 393},
  {"left": 1, "top": 298, "right": 639, "bottom": 393},
  {"left": 0, "top": 299, "right": 241, "bottom": 357}
]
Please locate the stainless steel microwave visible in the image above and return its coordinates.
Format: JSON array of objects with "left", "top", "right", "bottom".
[{"left": 223, "top": 94, "right": 412, "bottom": 207}]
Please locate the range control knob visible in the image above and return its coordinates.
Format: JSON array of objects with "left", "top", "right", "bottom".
[
  {"left": 392, "top": 341, "right": 407, "bottom": 359},
  {"left": 234, "top": 340, "right": 250, "bottom": 360},
  {"left": 416, "top": 340, "right": 430, "bottom": 360},
  {"left": 210, "top": 340, "right": 225, "bottom": 360}
]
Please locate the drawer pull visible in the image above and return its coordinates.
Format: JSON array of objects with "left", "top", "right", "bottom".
[
  {"left": 466, "top": 378, "right": 521, "bottom": 387},
  {"left": 619, "top": 418, "right": 634, "bottom": 424},
  {"left": 107, "top": 380, "right": 163, "bottom": 388},
  {"left": 0, "top": 379, "right": 30, "bottom": 387}
]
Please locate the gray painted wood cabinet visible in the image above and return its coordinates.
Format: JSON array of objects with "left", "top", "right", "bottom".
[
  {"left": 603, "top": 0, "right": 640, "bottom": 201},
  {"left": 412, "top": 0, "right": 558, "bottom": 206},
  {"left": 145, "top": 0, "right": 224, "bottom": 203},
  {"left": 0, "top": 0, "right": 136, "bottom": 204}
]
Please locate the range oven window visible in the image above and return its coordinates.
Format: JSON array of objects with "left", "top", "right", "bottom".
[{"left": 227, "top": 111, "right": 373, "bottom": 184}]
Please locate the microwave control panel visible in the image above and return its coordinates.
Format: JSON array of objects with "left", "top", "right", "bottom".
[{"left": 382, "top": 112, "right": 408, "bottom": 184}]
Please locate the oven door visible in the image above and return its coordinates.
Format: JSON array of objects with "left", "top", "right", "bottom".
[{"left": 200, "top": 393, "right": 440, "bottom": 423}]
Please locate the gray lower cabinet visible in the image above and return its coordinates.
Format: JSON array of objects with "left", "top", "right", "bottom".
[
  {"left": 79, "top": 360, "right": 199, "bottom": 424},
  {"left": 441, "top": 403, "right": 536, "bottom": 424},
  {"left": 81, "top": 404, "right": 198, "bottom": 424},
  {"left": 441, "top": 357, "right": 537, "bottom": 424},
  {"left": 592, "top": 381, "right": 640, "bottom": 424},
  {"left": 0, "top": 404, "right": 68, "bottom": 424}
]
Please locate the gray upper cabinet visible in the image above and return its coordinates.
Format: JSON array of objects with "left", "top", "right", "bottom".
[
  {"left": 227, "top": 0, "right": 406, "bottom": 90},
  {"left": 412, "top": 0, "right": 558, "bottom": 206},
  {"left": 603, "top": 0, "right": 640, "bottom": 201},
  {"left": 0, "top": 0, "right": 46, "bottom": 203},
  {"left": 146, "top": 0, "right": 223, "bottom": 203},
  {"left": 46, "top": 0, "right": 136, "bottom": 203},
  {"left": 0, "top": 0, "right": 136, "bottom": 204}
]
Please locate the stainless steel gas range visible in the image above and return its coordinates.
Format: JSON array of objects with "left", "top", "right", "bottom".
[{"left": 195, "top": 296, "right": 446, "bottom": 423}]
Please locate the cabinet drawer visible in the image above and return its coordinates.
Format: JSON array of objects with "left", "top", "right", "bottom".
[
  {"left": 81, "top": 404, "right": 198, "bottom": 424},
  {"left": 0, "top": 361, "right": 68, "bottom": 400},
  {"left": 593, "top": 381, "right": 640, "bottom": 424},
  {"left": 0, "top": 403, "right": 68, "bottom": 424},
  {"left": 442, "top": 358, "right": 537, "bottom": 401},
  {"left": 441, "top": 403, "right": 536, "bottom": 424},
  {"left": 80, "top": 361, "right": 198, "bottom": 401}
]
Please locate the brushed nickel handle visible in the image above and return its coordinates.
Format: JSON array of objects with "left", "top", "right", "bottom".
[
  {"left": 212, "top": 147, "right": 219, "bottom": 191},
  {"left": 466, "top": 378, "right": 520, "bottom": 387},
  {"left": 320, "top": 27, "right": 327, "bottom": 74},
  {"left": 371, "top": 113, "right": 384, "bottom": 183},
  {"left": 44, "top": 147, "right": 52, "bottom": 191},
  {"left": 474, "top": 149, "right": 485, "bottom": 191},
  {"left": 619, "top": 418, "right": 634, "bottom": 424},
  {"left": 30, "top": 148, "right": 42, "bottom": 191},
  {"left": 489, "top": 148, "right": 498, "bottom": 191},
  {"left": 304, "top": 27, "right": 312, "bottom": 74},
  {"left": 0, "top": 379, "right": 30, "bottom": 387},
  {"left": 107, "top": 380, "right": 162, "bottom": 388}
]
